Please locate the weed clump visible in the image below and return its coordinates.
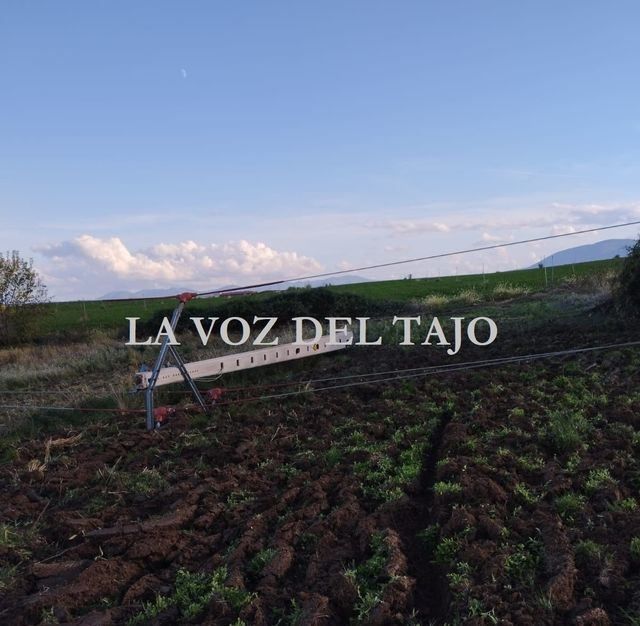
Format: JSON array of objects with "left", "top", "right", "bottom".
[
  {"left": 555, "top": 493, "right": 586, "bottom": 523},
  {"left": 585, "top": 468, "right": 616, "bottom": 493},
  {"left": 545, "top": 409, "right": 590, "bottom": 454}
]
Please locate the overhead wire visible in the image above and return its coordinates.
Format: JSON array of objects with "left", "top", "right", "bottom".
[
  {"left": 91, "top": 220, "right": 640, "bottom": 302},
  {"left": 212, "top": 340, "right": 640, "bottom": 406},
  {"left": 2, "top": 340, "right": 638, "bottom": 415}
]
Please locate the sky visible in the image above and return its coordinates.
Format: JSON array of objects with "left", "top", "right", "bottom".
[{"left": 1, "top": 1, "right": 640, "bottom": 300}]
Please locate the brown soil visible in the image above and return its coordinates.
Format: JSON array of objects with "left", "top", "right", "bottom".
[{"left": 1, "top": 319, "right": 639, "bottom": 625}]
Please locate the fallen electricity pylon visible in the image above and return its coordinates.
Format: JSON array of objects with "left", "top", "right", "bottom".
[{"left": 134, "top": 293, "right": 352, "bottom": 429}]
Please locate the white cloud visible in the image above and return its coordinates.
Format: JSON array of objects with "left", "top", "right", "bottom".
[
  {"left": 364, "top": 202, "right": 640, "bottom": 237},
  {"left": 551, "top": 225, "right": 578, "bottom": 236},
  {"left": 480, "top": 232, "right": 507, "bottom": 243},
  {"left": 37, "top": 235, "right": 323, "bottom": 295}
]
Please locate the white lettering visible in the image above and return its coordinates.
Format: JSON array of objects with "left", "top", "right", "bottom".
[{"left": 253, "top": 316, "right": 279, "bottom": 346}]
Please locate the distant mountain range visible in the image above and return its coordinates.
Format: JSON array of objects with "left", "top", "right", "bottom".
[
  {"left": 258, "top": 274, "right": 372, "bottom": 291},
  {"left": 100, "top": 287, "right": 198, "bottom": 300},
  {"left": 531, "top": 238, "right": 635, "bottom": 268},
  {"left": 99, "top": 274, "right": 371, "bottom": 300}
]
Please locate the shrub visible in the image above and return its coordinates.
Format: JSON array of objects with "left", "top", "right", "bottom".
[
  {"left": 0, "top": 251, "right": 49, "bottom": 345},
  {"left": 615, "top": 237, "right": 640, "bottom": 313}
]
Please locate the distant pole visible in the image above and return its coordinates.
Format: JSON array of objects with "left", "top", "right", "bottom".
[{"left": 551, "top": 255, "right": 555, "bottom": 284}]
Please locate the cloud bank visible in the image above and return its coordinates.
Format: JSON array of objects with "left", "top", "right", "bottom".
[
  {"left": 37, "top": 236, "right": 323, "bottom": 297},
  {"left": 364, "top": 203, "right": 640, "bottom": 237}
]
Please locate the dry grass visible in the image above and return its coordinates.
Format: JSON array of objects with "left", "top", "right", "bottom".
[
  {"left": 560, "top": 269, "right": 617, "bottom": 295},
  {"left": 456, "top": 289, "right": 482, "bottom": 305},
  {"left": 418, "top": 294, "right": 451, "bottom": 311},
  {"left": 491, "top": 283, "right": 531, "bottom": 300}
]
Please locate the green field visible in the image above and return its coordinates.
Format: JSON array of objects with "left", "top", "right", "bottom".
[
  {"left": 330, "top": 257, "right": 621, "bottom": 300},
  {"left": 38, "top": 258, "right": 621, "bottom": 336}
]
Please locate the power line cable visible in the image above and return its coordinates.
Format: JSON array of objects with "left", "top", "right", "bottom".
[
  {"left": 213, "top": 340, "right": 640, "bottom": 406},
  {"left": 3, "top": 340, "right": 637, "bottom": 414}
]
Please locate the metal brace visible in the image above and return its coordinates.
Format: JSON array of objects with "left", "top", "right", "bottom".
[{"left": 144, "top": 293, "right": 208, "bottom": 429}]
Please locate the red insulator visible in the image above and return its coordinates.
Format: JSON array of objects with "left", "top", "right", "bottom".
[
  {"left": 153, "top": 406, "right": 176, "bottom": 424},
  {"left": 206, "top": 387, "right": 225, "bottom": 403},
  {"left": 177, "top": 292, "right": 197, "bottom": 303}
]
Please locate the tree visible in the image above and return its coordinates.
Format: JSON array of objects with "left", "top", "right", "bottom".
[
  {"left": 0, "top": 251, "right": 49, "bottom": 344},
  {"left": 615, "top": 237, "right": 640, "bottom": 315}
]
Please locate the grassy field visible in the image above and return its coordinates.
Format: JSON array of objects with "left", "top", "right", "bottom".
[
  {"left": 37, "top": 258, "right": 621, "bottom": 337},
  {"left": 330, "top": 258, "right": 622, "bottom": 300}
]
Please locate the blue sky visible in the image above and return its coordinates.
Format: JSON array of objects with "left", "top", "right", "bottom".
[{"left": 1, "top": 1, "right": 640, "bottom": 299}]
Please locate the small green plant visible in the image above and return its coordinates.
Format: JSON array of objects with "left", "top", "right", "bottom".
[
  {"left": 283, "top": 462, "right": 301, "bottom": 478},
  {"left": 433, "top": 481, "right": 463, "bottom": 497},
  {"left": 565, "top": 452, "right": 582, "bottom": 473},
  {"left": 467, "top": 597, "right": 499, "bottom": 623},
  {"left": 610, "top": 497, "right": 638, "bottom": 513},
  {"left": 574, "top": 540, "right": 604, "bottom": 566},
  {"left": 416, "top": 524, "right": 440, "bottom": 556},
  {"left": 39, "top": 608, "right": 59, "bottom": 625},
  {"left": 226, "top": 490, "right": 254, "bottom": 507},
  {"left": 433, "top": 537, "right": 460, "bottom": 565},
  {"left": 504, "top": 539, "right": 542, "bottom": 587},
  {"left": 126, "top": 566, "right": 255, "bottom": 625},
  {"left": 0, "top": 522, "right": 33, "bottom": 559},
  {"left": 248, "top": 548, "right": 277, "bottom": 576},
  {"left": 0, "top": 565, "right": 17, "bottom": 592},
  {"left": 127, "top": 594, "right": 173, "bottom": 625},
  {"left": 272, "top": 598, "right": 303, "bottom": 626},
  {"left": 447, "top": 560, "right": 472, "bottom": 591},
  {"left": 555, "top": 493, "right": 586, "bottom": 523},
  {"left": 518, "top": 455, "right": 544, "bottom": 472},
  {"left": 535, "top": 590, "right": 555, "bottom": 611},
  {"left": 343, "top": 532, "right": 391, "bottom": 624},
  {"left": 118, "top": 467, "right": 168, "bottom": 496},
  {"left": 514, "top": 482, "right": 539, "bottom": 505},
  {"left": 545, "top": 409, "right": 590, "bottom": 453},
  {"left": 585, "top": 468, "right": 616, "bottom": 493},
  {"left": 325, "top": 446, "right": 343, "bottom": 467}
]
